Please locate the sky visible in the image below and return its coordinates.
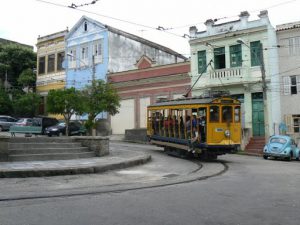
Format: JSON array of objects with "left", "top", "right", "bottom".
[{"left": 1, "top": 0, "right": 300, "bottom": 57}]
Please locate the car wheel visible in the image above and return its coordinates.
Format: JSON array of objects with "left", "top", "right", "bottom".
[
  {"left": 286, "top": 153, "right": 292, "bottom": 161},
  {"left": 263, "top": 155, "right": 268, "bottom": 160},
  {"left": 48, "top": 134, "right": 52, "bottom": 137},
  {"left": 296, "top": 157, "right": 299, "bottom": 161}
]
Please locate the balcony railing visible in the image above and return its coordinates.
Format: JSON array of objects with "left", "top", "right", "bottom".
[
  {"left": 209, "top": 67, "right": 242, "bottom": 79},
  {"left": 194, "top": 67, "right": 262, "bottom": 88}
]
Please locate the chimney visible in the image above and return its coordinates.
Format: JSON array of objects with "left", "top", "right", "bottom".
[
  {"left": 205, "top": 19, "right": 215, "bottom": 35},
  {"left": 189, "top": 26, "right": 198, "bottom": 38},
  {"left": 239, "top": 11, "right": 250, "bottom": 28}
]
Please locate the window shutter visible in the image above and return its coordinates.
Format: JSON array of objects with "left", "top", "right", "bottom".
[
  {"left": 297, "top": 75, "right": 300, "bottom": 94},
  {"left": 283, "top": 76, "right": 291, "bottom": 95},
  {"left": 284, "top": 114, "right": 294, "bottom": 134},
  {"left": 197, "top": 50, "right": 207, "bottom": 73}
]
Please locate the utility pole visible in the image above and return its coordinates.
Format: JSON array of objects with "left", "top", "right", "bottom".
[
  {"left": 259, "top": 43, "right": 269, "bottom": 140},
  {"left": 237, "top": 39, "right": 269, "bottom": 140}
]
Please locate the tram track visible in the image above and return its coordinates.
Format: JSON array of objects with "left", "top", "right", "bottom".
[{"left": 0, "top": 160, "right": 228, "bottom": 203}]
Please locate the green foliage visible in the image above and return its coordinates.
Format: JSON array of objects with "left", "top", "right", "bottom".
[
  {"left": 47, "top": 88, "right": 87, "bottom": 135},
  {"left": 0, "top": 86, "right": 13, "bottom": 115},
  {"left": 13, "top": 92, "right": 41, "bottom": 117},
  {"left": 17, "top": 68, "right": 36, "bottom": 90},
  {"left": 0, "top": 44, "right": 36, "bottom": 89},
  {"left": 82, "top": 80, "right": 120, "bottom": 130}
]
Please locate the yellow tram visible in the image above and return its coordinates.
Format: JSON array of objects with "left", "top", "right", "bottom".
[{"left": 147, "top": 95, "right": 241, "bottom": 159}]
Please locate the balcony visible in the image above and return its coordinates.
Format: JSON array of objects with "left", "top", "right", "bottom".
[{"left": 194, "top": 67, "right": 262, "bottom": 88}]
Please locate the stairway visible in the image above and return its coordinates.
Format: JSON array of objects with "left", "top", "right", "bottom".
[
  {"left": 8, "top": 137, "right": 95, "bottom": 161},
  {"left": 245, "top": 137, "right": 266, "bottom": 156}
]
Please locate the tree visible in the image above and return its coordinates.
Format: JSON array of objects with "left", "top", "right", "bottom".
[
  {"left": 82, "top": 80, "right": 120, "bottom": 134},
  {"left": 0, "top": 86, "right": 13, "bottom": 115},
  {"left": 17, "top": 68, "right": 36, "bottom": 92},
  {"left": 13, "top": 92, "right": 41, "bottom": 117},
  {"left": 0, "top": 44, "right": 36, "bottom": 89},
  {"left": 47, "top": 88, "right": 86, "bottom": 136}
]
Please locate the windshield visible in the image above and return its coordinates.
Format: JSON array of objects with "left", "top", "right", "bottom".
[
  {"left": 57, "top": 122, "right": 65, "bottom": 126},
  {"left": 270, "top": 137, "right": 287, "bottom": 144}
]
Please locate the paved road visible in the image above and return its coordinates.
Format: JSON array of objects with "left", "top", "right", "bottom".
[{"left": 1, "top": 142, "right": 300, "bottom": 225}]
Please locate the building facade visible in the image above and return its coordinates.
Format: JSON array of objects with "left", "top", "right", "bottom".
[
  {"left": 36, "top": 30, "right": 68, "bottom": 116},
  {"left": 108, "top": 58, "right": 190, "bottom": 134},
  {"left": 277, "top": 21, "right": 300, "bottom": 140},
  {"left": 65, "top": 16, "right": 186, "bottom": 120},
  {"left": 189, "top": 10, "right": 281, "bottom": 146},
  {"left": 65, "top": 16, "right": 186, "bottom": 90}
]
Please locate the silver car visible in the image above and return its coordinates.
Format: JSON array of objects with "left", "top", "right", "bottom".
[{"left": 0, "top": 115, "right": 17, "bottom": 131}]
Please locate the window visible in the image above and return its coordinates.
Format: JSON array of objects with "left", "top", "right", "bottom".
[
  {"left": 283, "top": 75, "right": 300, "bottom": 95},
  {"left": 234, "top": 106, "right": 241, "bottom": 122},
  {"left": 197, "top": 50, "right": 207, "bottom": 73},
  {"left": 81, "top": 46, "right": 88, "bottom": 60},
  {"left": 93, "top": 40, "right": 103, "bottom": 63},
  {"left": 47, "top": 54, "right": 55, "bottom": 73},
  {"left": 222, "top": 106, "right": 233, "bottom": 123},
  {"left": 289, "top": 37, "right": 300, "bottom": 56},
  {"left": 210, "top": 106, "right": 219, "bottom": 122},
  {"left": 291, "top": 76, "right": 297, "bottom": 94},
  {"left": 68, "top": 49, "right": 76, "bottom": 68},
  {"left": 214, "top": 47, "right": 225, "bottom": 69},
  {"left": 84, "top": 22, "right": 88, "bottom": 32},
  {"left": 293, "top": 115, "right": 300, "bottom": 133},
  {"left": 250, "top": 41, "right": 262, "bottom": 66},
  {"left": 57, "top": 52, "right": 65, "bottom": 71},
  {"left": 38, "top": 56, "right": 45, "bottom": 75},
  {"left": 230, "top": 44, "right": 242, "bottom": 67},
  {"left": 80, "top": 45, "right": 88, "bottom": 67}
]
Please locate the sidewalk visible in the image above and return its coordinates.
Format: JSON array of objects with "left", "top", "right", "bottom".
[{"left": 0, "top": 148, "right": 151, "bottom": 178}]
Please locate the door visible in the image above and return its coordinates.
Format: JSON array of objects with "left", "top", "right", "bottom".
[
  {"left": 111, "top": 99, "right": 135, "bottom": 134},
  {"left": 252, "top": 99, "right": 265, "bottom": 136}
]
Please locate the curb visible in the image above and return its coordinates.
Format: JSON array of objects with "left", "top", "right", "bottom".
[{"left": 0, "top": 154, "right": 152, "bottom": 178}]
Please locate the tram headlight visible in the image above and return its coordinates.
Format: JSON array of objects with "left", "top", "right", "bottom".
[{"left": 224, "top": 130, "right": 231, "bottom": 137}]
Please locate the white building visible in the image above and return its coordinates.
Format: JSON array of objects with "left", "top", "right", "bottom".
[
  {"left": 189, "top": 10, "right": 281, "bottom": 147},
  {"left": 277, "top": 21, "right": 300, "bottom": 140}
]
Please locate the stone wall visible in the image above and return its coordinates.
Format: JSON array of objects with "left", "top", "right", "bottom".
[{"left": 125, "top": 128, "right": 148, "bottom": 143}]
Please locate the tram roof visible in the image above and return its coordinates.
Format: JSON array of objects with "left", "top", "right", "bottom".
[{"left": 148, "top": 97, "right": 215, "bottom": 107}]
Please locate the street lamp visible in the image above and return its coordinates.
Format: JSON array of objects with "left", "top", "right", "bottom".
[{"left": 237, "top": 38, "right": 269, "bottom": 139}]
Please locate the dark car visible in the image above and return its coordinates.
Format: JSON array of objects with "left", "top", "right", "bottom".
[
  {"left": 0, "top": 115, "right": 18, "bottom": 131},
  {"left": 33, "top": 116, "right": 59, "bottom": 134},
  {"left": 45, "top": 121, "right": 86, "bottom": 137}
]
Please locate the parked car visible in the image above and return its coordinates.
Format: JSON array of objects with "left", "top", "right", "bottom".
[
  {"left": 45, "top": 121, "right": 86, "bottom": 137},
  {"left": 15, "top": 118, "right": 33, "bottom": 126},
  {"left": 0, "top": 115, "right": 17, "bottom": 131},
  {"left": 263, "top": 135, "right": 300, "bottom": 161},
  {"left": 32, "top": 116, "right": 59, "bottom": 134}
]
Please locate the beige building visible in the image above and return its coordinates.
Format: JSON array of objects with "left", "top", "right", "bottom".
[
  {"left": 277, "top": 21, "right": 300, "bottom": 140},
  {"left": 36, "top": 30, "right": 68, "bottom": 116}
]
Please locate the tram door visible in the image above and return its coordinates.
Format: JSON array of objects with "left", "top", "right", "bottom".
[{"left": 198, "top": 108, "right": 207, "bottom": 142}]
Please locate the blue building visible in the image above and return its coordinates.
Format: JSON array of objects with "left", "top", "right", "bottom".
[{"left": 65, "top": 16, "right": 186, "bottom": 90}]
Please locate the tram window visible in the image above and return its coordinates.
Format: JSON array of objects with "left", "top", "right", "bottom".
[
  {"left": 234, "top": 106, "right": 241, "bottom": 122},
  {"left": 210, "top": 106, "right": 219, "bottom": 122},
  {"left": 222, "top": 106, "right": 233, "bottom": 123}
]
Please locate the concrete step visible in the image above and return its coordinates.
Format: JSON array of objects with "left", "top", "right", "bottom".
[
  {"left": 9, "top": 147, "right": 90, "bottom": 155},
  {"left": 10, "top": 137, "right": 78, "bottom": 143},
  {"left": 9, "top": 152, "right": 95, "bottom": 161},
  {"left": 9, "top": 142, "right": 82, "bottom": 149}
]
